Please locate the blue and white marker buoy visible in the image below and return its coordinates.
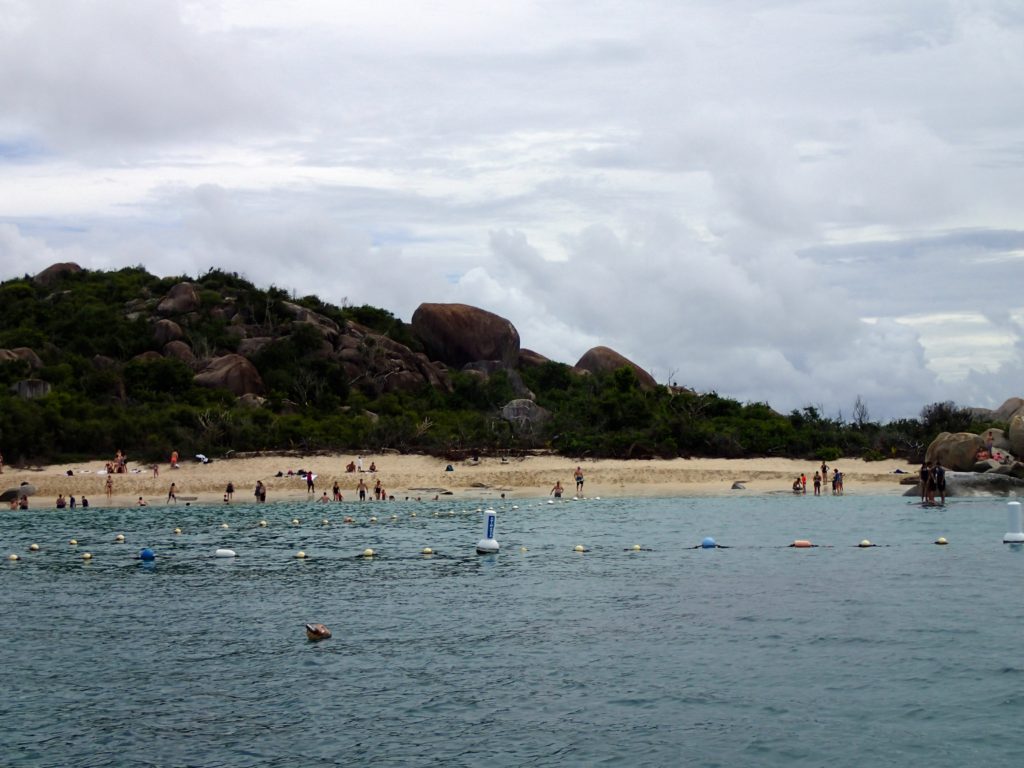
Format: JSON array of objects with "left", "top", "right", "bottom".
[
  {"left": 139, "top": 547, "right": 156, "bottom": 561},
  {"left": 701, "top": 537, "right": 717, "bottom": 549},
  {"left": 476, "top": 509, "right": 499, "bottom": 554},
  {"left": 1004, "top": 501, "right": 1024, "bottom": 544}
]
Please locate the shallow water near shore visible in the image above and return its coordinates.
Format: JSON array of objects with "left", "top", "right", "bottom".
[{"left": 3, "top": 494, "right": 1024, "bottom": 767}]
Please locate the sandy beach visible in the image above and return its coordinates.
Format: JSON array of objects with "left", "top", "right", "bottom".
[{"left": 2, "top": 452, "right": 916, "bottom": 508}]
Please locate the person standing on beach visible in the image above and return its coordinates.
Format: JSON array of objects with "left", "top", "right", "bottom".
[
  {"left": 167, "top": 482, "right": 177, "bottom": 503},
  {"left": 254, "top": 480, "right": 266, "bottom": 503},
  {"left": 357, "top": 478, "right": 368, "bottom": 501},
  {"left": 357, "top": 455, "right": 363, "bottom": 472},
  {"left": 225, "top": 481, "right": 234, "bottom": 502},
  {"left": 332, "top": 481, "right": 342, "bottom": 501},
  {"left": 800, "top": 473, "right": 807, "bottom": 494},
  {"left": 574, "top": 466, "right": 584, "bottom": 494},
  {"left": 813, "top": 471, "right": 821, "bottom": 496},
  {"left": 170, "top": 450, "right": 179, "bottom": 469},
  {"left": 306, "top": 471, "right": 315, "bottom": 494},
  {"left": 105, "top": 474, "right": 113, "bottom": 500},
  {"left": 820, "top": 461, "right": 828, "bottom": 482}
]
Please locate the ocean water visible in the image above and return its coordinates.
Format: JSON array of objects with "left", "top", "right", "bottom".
[{"left": 3, "top": 494, "right": 1024, "bottom": 767}]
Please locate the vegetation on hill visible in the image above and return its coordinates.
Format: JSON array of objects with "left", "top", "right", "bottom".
[{"left": 0, "top": 266, "right": 993, "bottom": 466}]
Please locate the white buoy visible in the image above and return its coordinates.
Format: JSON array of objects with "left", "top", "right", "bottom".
[
  {"left": 215, "top": 548, "right": 237, "bottom": 558},
  {"left": 476, "top": 508, "right": 499, "bottom": 554},
  {"left": 1004, "top": 501, "right": 1024, "bottom": 543}
]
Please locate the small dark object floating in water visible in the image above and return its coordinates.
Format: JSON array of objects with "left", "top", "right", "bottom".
[{"left": 305, "top": 623, "right": 332, "bottom": 641}]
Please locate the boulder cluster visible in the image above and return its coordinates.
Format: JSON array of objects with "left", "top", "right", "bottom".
[{"left": 11, "top": 264, "right": 659, "bottom": 429}]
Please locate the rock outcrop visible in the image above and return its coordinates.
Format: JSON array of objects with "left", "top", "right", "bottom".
[
  {"left": 903, "top": 470, "right": 1024, "bottom": 498},
  {"left": 163, "top": 341, "right": 196, "bottom": 366},
  {"left": 518, "top": 348, "right": 552, "bottom": 369},
  {"left": 153, "top": 319, "right": 185, "bottom": 346},
  {"left": 994, "top": 397, "right": 1024, "bottom": 422},
  {"left": 501, "top": 399, "right": 551, "bottom": 431},
  {"left": 411, "top": 303, "right": 520, "bottom": 368},
  {"left": 157, "top": 282, "right": 200, "bottom": 316},
  {"left": 194, "top": 354, "right": 264, "bottom": 396},
  {"left": 33, "top": 262, "right": 82, "bottom": 287},
  {"left": 574, "top": 346, "right": 657, "bottom": 390},
  {"left": 0, "top": 347, "right": 43, "bottom": 369},
  {"left": 1008, "top": 413, "right": 1024, "bottom": 459},
  {"left": 924, "top": 432, "right": 984, "bottom": 471}
]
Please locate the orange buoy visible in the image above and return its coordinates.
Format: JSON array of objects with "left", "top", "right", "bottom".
[{"left": 792, "top": 539, "right": 813, "bottom": 548}]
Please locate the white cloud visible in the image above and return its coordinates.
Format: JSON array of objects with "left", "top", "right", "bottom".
[{"left": 2, "top": 0, "right": 1024, "bottom": 420}]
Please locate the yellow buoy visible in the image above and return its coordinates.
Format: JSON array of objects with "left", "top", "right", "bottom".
[
  {"left": 362, "top": 548, "right": 375, "bottom": 558},
  {"left": 258, "top": 520, "right": 268, "bottom": 527},
  {"left": 410, "top": 512, "right": 416, "bottom": 518},
  {"left": 520, "top": 546, "right": 528, "bottom": 552},
  {"left": 631, "top": 544, "right": 642, "bottom": 551},
  {"left": 114, "top": 534, "right": 125, "bottom": 543},
  {"left": 295, "top": 551, "right": 307, "bottom": 559},
  {"left": 29, "top": 543, "right": 40, "bottom": 552},
  {"left": 82, "top": 552, "right": 92, "bottom": 560},
  {"left": 574, "top": 544, "right": 586, "bottom": 552},
  {"left": 859, "top": 539, "right": 872, "bottom": 548},
  {"left": 935, "top": 537, "right": 948, "bottom": 545},
  {"left": 7, "top": 553, "right": 19, "bottom": 561},
  {"left": 69, "top": 539, "right": 78, "bottom": 546},
  {"left": 291, "top": 518, "right": 300, "bottom": 526},
  {"left": 369, "top": 517, "right": 377, "bottom": 523},
  {"left": 422, "top": 547, "right": 433, "bottom": 555},
  {"left": 321, "top": 519, "right": 330, "bottom": 526}
]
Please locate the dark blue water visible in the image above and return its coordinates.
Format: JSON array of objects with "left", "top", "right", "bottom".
[{"left": 3, "top": 495, "right": 1024, "bottom": 767}]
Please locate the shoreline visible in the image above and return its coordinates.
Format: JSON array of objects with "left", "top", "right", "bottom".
[{"left": 1, "top": 453, "right": 916, "bottom": 509}]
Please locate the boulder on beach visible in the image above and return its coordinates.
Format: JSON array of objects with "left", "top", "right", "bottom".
[
  {"left": 574, "top": 346, "right": 657, "bottom": 391},
  {"left": 924, "top": 432, "right": 984, "bottom": 471},
  {"left": 194, "top": 354, "right": 264, "bottom": 396},
  {"left": 411, "top": 303, "right": 520, "bottom": 368}
]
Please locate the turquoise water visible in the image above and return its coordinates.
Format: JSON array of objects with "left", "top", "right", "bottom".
[{"left": 3, "top": 494, "right": 1024, "bottom": 767}]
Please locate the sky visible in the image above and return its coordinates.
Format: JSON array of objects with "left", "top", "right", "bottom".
[{"left": 2, "top": 0, "right": 1024, "bottom": 421}]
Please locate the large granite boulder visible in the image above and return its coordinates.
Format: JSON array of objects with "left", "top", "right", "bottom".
[
  {"left": 574, "top": 346, "right": 657, "bottom": 390},
  {"left": 194, "top": 354, "right": 264, "bottom": 396},
  {"left": 411, "top": 303, "right": 520, "bottom": 368},
  {"left": 153, "top": 319, "right": 185, "bottom": 346},
  {"left": 33, "top": 262, "right": 82, "bottom": 287},
  {"left": 0, "top": 347, "right": 43, "bottom": 369},
  {"left": 1008, "top": 413, "right": 1024, "bottom": 459},
  {"left": 925, "top": 432, "right": 984, "bottom": 471},
  {"left": 994, "top": 397, "right": 1024, "bottom": 422},
  {"left": 501, "top": 399, "right": 551, "bottom": 431},
  {"left": 518, "top": 348, "right": 551, "bottom": 369},
  {"left": 157, "top": 282, "right": 200, "bottom": 316},
  {"left": 163, "top": 341, "right": 196, "bottom": 366},
  {"left": 10, "top": 379, "right": 51, "bottom": 399},
  {"left": 281, "top": 301, "right": 341, "bottom": 344}
]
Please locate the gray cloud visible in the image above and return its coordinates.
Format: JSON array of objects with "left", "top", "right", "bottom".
[{"left": 2, "top": 0, "right": 1023, "bottom": 421}]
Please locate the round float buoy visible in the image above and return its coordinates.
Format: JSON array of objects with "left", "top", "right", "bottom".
[
  {"left": 362, "top": 548, "right": 375, "bottom": 558},
  {"left": 343, "top": 516, "right": 354, "bottom": 523},
  {"left": 391, "top": 514, "right": 398, "bottom": 520},
  {"left": 422, "top": 547, "right": 433, "bottom": 555},
  {"left": 573, "top": 544, "right": 586, "bottom": 552},
  {"left": 305, "top": 623, "right": 331, "bottom": 641},
  {"left": 410, "top": 512, "right": 416, "bottom": 518},
  {"left": 258, "top": 520, "right": 268, "bottom": 527},
  {"left": 114, "top": 534, "right": 125, "bottom": 543},
  {"left": 173, "top": 528, "right": 182, "bottom": 535},
  {"left": 369, "top": 516, "right": 377, "bottom": 523},
  {"left": 631, "top": 544, "right": 642, "bottom": 551},
  {"left": 82, "top": 552, "right": 92, "bottom": 561},
  {"left": 792, "top": 539, "right": 813, "bottom": 548},
  {"left": 321, "top": 519, "right": 330, "bottom": 526},
  {"left": 7, "top": 553, "right": 19, "bottom": 561},
  {"left": 511, "top": 505, "right": 519, "bottom": 510},
  {"left": 935, "top": 537, "right": 948, "bottom": 545},
  {"left": 220, "top": 523, "right": 229, "bottom": 530},
  {"left": 29, "top": 543, "right": 39, "bottom": 552},
  {"left": 295, "top": 551, "right": 307, "bottom": 559},
  {"left": 69, "top": 539, "right": 78, "bottom": 546},
  {"left": 859, "top": 539, "right": 873, "bottom": 548},
  {"left": 291, "top": 518, "right": 300, "bottom": 526},
  {"left": 520, "top": 546, "right": 528, "bottom": 552},
  {"left": 701, "top": 537, "right": 717, "bottom": 549},
  {"left": 139, "top": 548, "right": 156, "bottom": 561},
  {"left": 215, "top": 548, "right": 237, "bottom": 558},
  {"left": 547, "top": 500, "right": 554, "bottom": 505}
]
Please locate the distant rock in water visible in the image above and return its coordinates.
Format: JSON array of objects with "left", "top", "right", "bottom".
[
  {"left": 903, "top": 470, "right": 1024, "bottom": 497},
  {"left": 575, "top": 346, "right": 657, "bottom": 390},
  {"left": 411, "top": 303, "right": 520, "bottom": 368}
]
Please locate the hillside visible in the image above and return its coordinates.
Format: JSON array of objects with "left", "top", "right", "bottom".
[{"left": 0, "top": 263, "right": 988, "bottom": 465}]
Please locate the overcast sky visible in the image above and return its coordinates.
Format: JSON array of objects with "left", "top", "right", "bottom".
[{"left": 2, "top": 0, "right": 1023, "bottom": 421}]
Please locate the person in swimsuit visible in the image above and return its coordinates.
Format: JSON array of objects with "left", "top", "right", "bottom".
[
  {"left": 551, "top": 481, "right": 564, "bottom": 498},
  {"left": 574, "top": 466, "right": 584, "bottom": 494},
  {"left": 357, "top": 478, "right": 368, "bottom": 501}
]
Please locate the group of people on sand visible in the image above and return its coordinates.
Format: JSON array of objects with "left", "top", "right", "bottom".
[
  {"left": 791, "top": 462, "right": 845, "bottom": 496},
  {"left": 551, "top": 466, "right": 586, "bottom": 498},
  {"left": 919, "top": 461, "right": 947, "bottom": 505},
  {"left": 345, "top": 456, "right": 377, "bottom": 473}
]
